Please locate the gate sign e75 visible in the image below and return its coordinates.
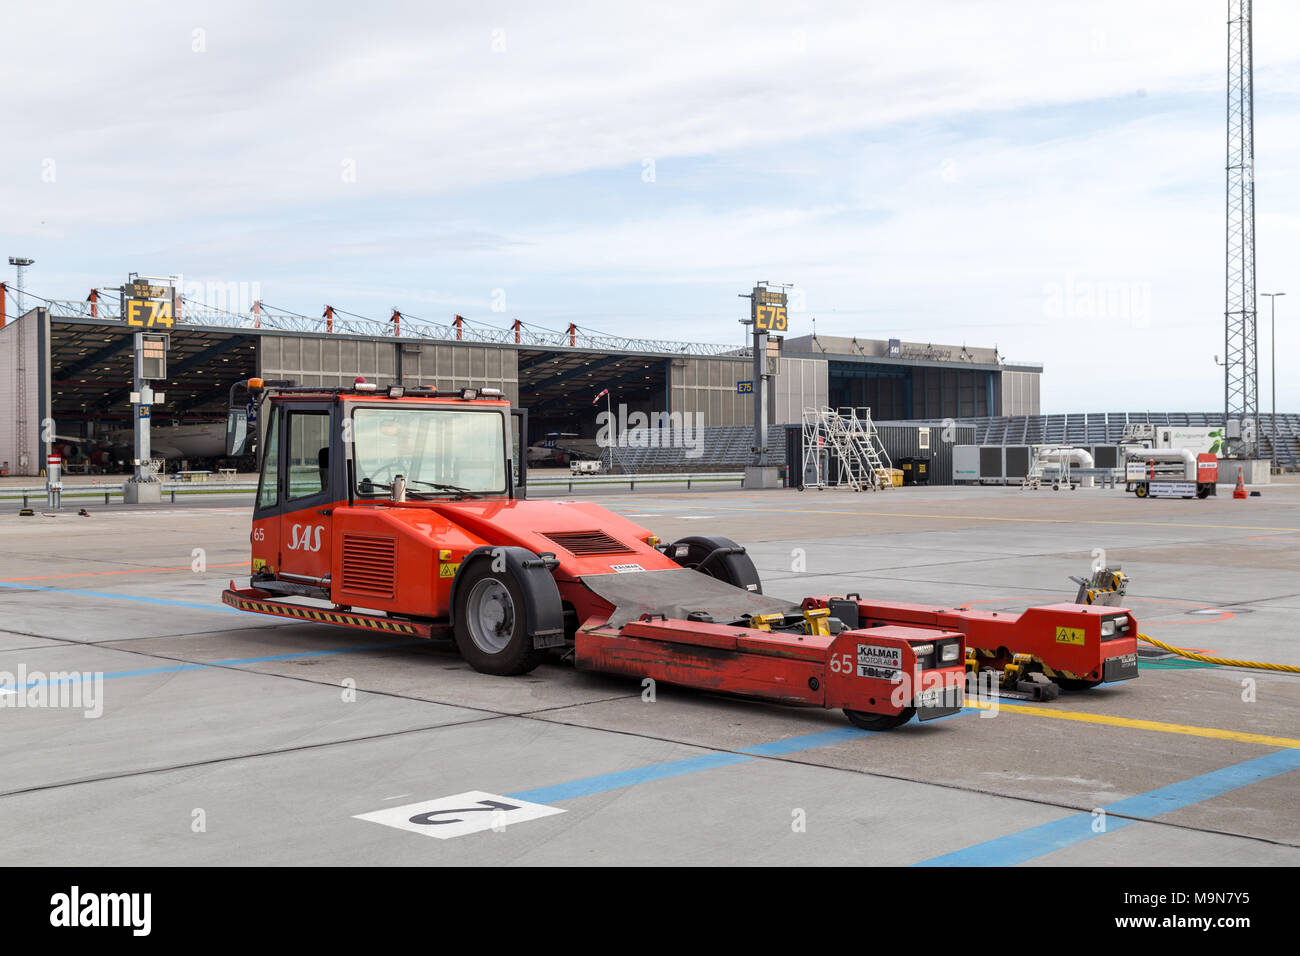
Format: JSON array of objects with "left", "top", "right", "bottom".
[{"left": 752, "top": 287, "right": 788, "bottom": 332}]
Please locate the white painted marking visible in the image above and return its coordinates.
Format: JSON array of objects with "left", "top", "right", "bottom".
[
  {"left": 383, "top": 794, "right": 412, "bottom": 801},
  {"left": 675, "top": 515, "right": 718, "bottom": 520},
  {"left": 354, "top": 790, "right": 563, "bottom": 840}
]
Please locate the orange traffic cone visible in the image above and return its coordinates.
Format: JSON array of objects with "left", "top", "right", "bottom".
[{"left": 1233, "top": 466, "right": 1247, "bottom": 499}]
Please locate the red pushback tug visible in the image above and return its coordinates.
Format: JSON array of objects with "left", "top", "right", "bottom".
[{"left": 221, "top": 379, "right": 1135, "bottom": 729}]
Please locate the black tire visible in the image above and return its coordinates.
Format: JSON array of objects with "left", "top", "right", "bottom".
[
  {"left": 1134, "top": 483, "right": 1149, "bottom": 498},
  {"left": 452, "top": 560, "right": 544, "bottom": 676},
  {"left": 667, "top": 534, "right": 762, "bottom": 593},
  {"left": 844, "top": 707, "right": 916, "bottom": 731}
]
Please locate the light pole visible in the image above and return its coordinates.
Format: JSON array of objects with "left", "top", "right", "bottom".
[
  {"left": 8, "top": 256, "right": 34, "bottom": 316},
  {"left": 1261, "top": 292, "right": 1285, "bottom": 470}
]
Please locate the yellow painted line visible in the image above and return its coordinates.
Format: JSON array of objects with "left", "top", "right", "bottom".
[
  {"left": 698, "top": 504, "right": 1300, "bottom": 534},
  {"left": 965, "top": 698, "right": 1300, "bottom": 749}
]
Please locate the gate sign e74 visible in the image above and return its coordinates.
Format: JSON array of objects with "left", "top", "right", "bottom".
[{"left": 124, "top": 280, "right": 176, "bottom": 329}]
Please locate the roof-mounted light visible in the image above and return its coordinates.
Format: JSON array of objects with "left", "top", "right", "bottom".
[
  {"left": 387, "top": 385, "right": 405, "bottom": 398},
  {"left": 480, "top": 387, "right": 502, "bottom": 399},
  {"left": 459, "top": 387, "right": 479, "bottom": 400},
  {"left": 354, "top": 381, "right": 378, "bottom": 392}
]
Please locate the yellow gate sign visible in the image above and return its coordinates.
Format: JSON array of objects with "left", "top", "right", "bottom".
[
  {"left": 752, "top": 287, "right": 788, "bottom": 332},
  {"left": 124, "top": 280, "right": 176, "bottom": 328}
]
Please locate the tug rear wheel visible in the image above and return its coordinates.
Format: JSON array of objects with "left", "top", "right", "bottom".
[
  {"left": 453, "top": 562, "right": 544, "bottom": 676},
  {"left": 668, "top": 534, "right": 762, "bottom": 593},
  {"left": 844, "top": 707, "right": 916, "bottom": 731}
]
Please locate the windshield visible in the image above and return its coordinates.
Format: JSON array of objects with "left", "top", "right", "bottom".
[{"left": 352, "top": 406, "right": 507, "bottom": 497}]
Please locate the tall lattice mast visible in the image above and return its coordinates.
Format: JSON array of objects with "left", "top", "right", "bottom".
[{"left": 1225, "top": 0, "right": 1258, "bottom": 458}]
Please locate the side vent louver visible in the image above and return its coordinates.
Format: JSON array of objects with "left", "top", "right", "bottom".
[
  {"left": 341, "top": 534, "right": 396, "bottom": 598},
  {"left": 541, "top": 530, "right": 635, "bottom": 556}
]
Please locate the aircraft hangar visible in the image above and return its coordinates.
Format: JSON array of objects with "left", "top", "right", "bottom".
[{"left": 0, "top": 298, "right": 1041, "bottom": 476}]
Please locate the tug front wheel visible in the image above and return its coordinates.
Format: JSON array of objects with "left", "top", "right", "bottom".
[
  {"left": 844, "top": 707, "right": 916, "bottom": 731},
  {"left": 452, "top": 561, "right": 544, "bottom": 676}
]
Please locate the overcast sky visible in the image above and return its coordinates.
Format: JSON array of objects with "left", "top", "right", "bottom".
[{"left": 4, "top": 1, "right": 1300, "bottom": 412}]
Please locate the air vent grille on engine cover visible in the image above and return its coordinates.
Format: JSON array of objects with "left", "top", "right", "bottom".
[
  {"left": 541, "top": 529, "right": 635, "bottom": 556},
  {"left": 341, "top": 534, "right": 397, "bottom": 598}
]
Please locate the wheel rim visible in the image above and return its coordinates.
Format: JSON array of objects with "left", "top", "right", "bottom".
[{"left": 466, "top": 578, "right": 516, "bottom": 654}]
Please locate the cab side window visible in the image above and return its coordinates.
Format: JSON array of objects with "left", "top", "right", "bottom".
[
  {"left": 256, "top": 411, "right": 280, "bottom": 510},
  {"left": 287, "top": 411, "right": 332, "bottom": 501}
]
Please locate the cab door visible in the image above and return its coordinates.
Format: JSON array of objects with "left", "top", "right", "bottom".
[
  {"left": 276, "top": 404, "right": 336, "bottom": 586},
  {"left": 250, "top": 404, "right": 283, "bottom": 577}
]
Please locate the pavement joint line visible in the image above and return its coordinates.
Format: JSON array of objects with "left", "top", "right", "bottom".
[
  {"left": 3, "top": 655, "right": 1297, "bottom": 856},
  {"left": 915, "top": 747, "right": 1300, "bottom": 866},
  {"left": 963, "top": 699, "right": 1300, "bottom": 749},
  {"left": 7, "top": 618, "right": 1290, "bottom": 750},
  {"left": 3, "top": 630, "right": 642, "bottom": 729},
  {"left": 0, "top": 562, "right": 249, "bottom": 583},
  {"left": 757, "top": 566, "right": 1289, "bottom": 612},
  {"left": 1, "top": 641, "right": 425, "bottom": 689},
  {"left": 0, "top": 579, "right": 252, "bottom": 614},
  {"left": 0, "top": 713, "right": 510, "bottom": 801},
  {"left": 0, "top": 620, "right": 304, "bottom": 653}
]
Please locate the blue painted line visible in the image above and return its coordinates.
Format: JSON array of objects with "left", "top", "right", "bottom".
[
  {"left": 509, "top": 752, "right": 753, "bottom": 804},
  {"left": 738, "top": 726, "right": 870, "bottom": 756},
  {"left": 0, "top": 580, "right": 249, "bottom": 614},
  {"left": 916, "top": 747, "right": 1300, "bottom": 867},
  {"left": 2, "top": 642, "right": 421, "bottom": 690},
  {"left": 509, "top": 713, "right": 976, "bottom": 804},
  {"left": 1103, "top": 748, "right": 1300, "bottom": 818}
]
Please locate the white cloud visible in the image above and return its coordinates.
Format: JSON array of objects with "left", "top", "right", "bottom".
[{"left": 4, "top": 0, "right": 1300, "bottom": 410}]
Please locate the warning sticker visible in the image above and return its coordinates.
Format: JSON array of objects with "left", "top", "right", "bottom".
[
  {"left": 610, "top": 564, "right": 645, "bottom": 573},
  {"left": 1055, "top": 626, "right": 1085, "bottom": 646}
]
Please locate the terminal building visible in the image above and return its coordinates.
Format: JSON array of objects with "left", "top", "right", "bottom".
[{"left": 0, "top": 294, "right": 1042, "bottom": 477}]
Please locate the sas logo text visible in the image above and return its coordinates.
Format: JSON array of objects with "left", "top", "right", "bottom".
[{"left": 288, "top": 524, "right": 324, "bottom": 552}]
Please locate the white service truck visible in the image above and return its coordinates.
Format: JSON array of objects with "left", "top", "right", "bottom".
[
  {"left": 1120, "top": 424, "right": 1225, "bottom": 456},
  {"left": 1123, "top": 448, "right": 1219, "bottom": 499}
]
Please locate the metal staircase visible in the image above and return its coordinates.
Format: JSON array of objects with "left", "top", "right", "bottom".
[{"left": 802, "top": 407, "right": 893, "bottom": 491}]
